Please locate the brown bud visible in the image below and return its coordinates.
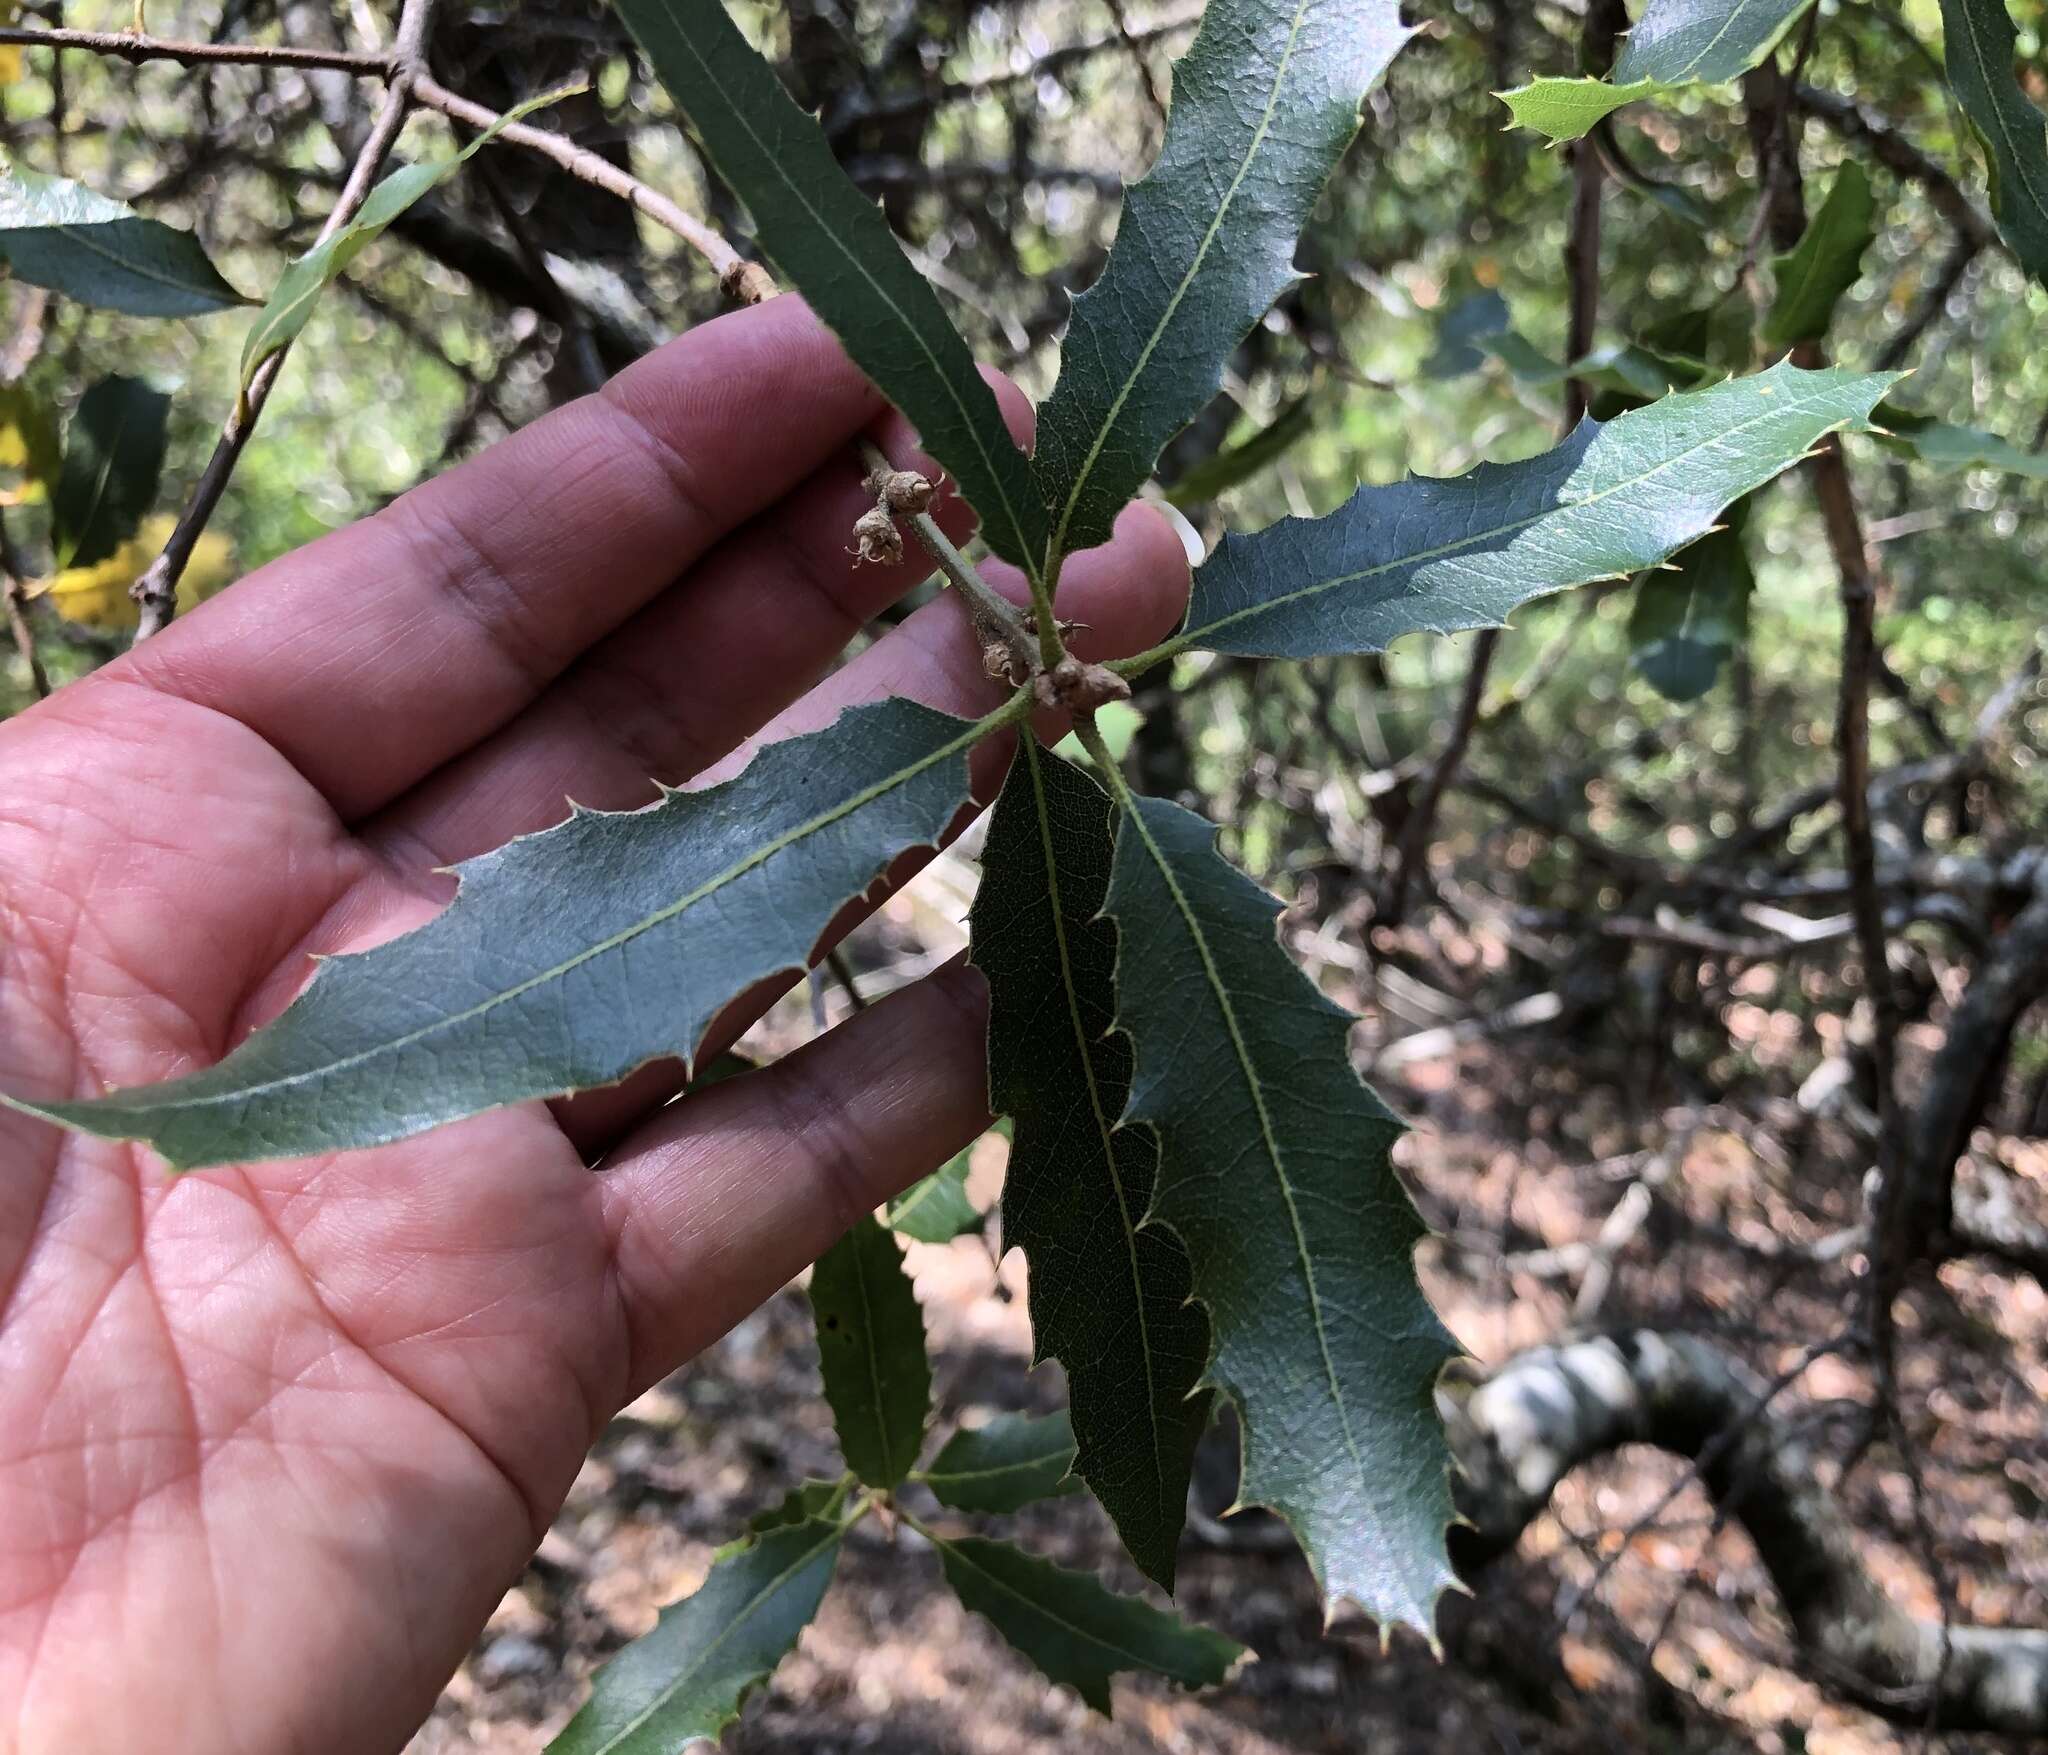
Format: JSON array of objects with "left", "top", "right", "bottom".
[
  {"left": 863, "top": 466, "right": 936, "bottom": 515},
  {"left": 1035, "top": 655, "right": 1132, "bottom": 714},
  {"left": 719, "top": 259, "right": 778, "bottom": 305},
  {"left": 850, "top": 505, "right": 903, "bottom": 566}
]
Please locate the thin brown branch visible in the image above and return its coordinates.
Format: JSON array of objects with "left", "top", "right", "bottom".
[
  {"left": 0, "top": 23, "right": 388, "bottom": 73},
  {"left": 0, "top": 511, "right": 50, "bottom": 700}
]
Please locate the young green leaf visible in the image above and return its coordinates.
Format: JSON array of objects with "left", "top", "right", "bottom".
[
  {"left": 51, "top": 376, "right": 169, "bottom": 569},
  {"left": 548, "top": 1518, "right": 841, "bottom": 1755},
  {"left": 1097, "top": 783, "right": 1457, "bottom": 1629},
  {"left": 1938, "top": 0, "right": 2048, "bottom": 283},
  {"left": 0, "top": 160, "right": 247, "bottom": 316},
  {"left": 1165, "top": 395, "right": 1317, "bottom": 508},
  {"left": 1129, "top": 361, "right": 1894, "bottom": 668},
  {"left": 1629, "top": 523, "right": 1754, "bottom": 702},
  {"left": 14, "top": 698, "right": 995, "bottom": 1168},
  {"left": 1034, "top": 0, "right": 1412, "bottom": 559},
  {"left": 933, "top": 1534, "right": 1242, "bottom": 1713},
  {"left": 884, "top": 1124, "right": 999, "bottom": 1244},
  {"left": 924, "top": 1411, "right": 1079, "bottom": 1514},
  {"left": 1501, "top": 0, "right": 1816, "bottom": 141},
  {"left": 1763, "top": 162, "right": 1877, "bottom": 349},
  {"left": 742, "top": 1478, "right": 852, "bottom": 1540},
  {"left": 971, "top": 740, "right": 1210, "bottom": 1589},
  {"left": 239, "top": 89, "right": 568, "bottom": 403},
  {"left": 810, "top": 1215, "right": 931, "bottom": 1490},
  {"left": 611, "top": 0, "right": 1048, "bottom": 585}
]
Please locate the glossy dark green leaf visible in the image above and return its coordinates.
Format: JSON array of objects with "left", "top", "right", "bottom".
[
  {"left": 1502, "top": 0, "right": 1815, "bottom": 141},
  {"left": 884, "top": 1124, "right": 1000, "bottom": 1244},
  {"left": 1763, "top": 162, "right": 1876, "bottom": 349},
  {"left": 612, "top": 0, "right": 1047, "bottom": 585},
  {"left": 1137, "top": 362, "right": 1894, "bottom": 666},
  {"left": 16, "top": 699, "right": 992, "bottom": 1168},
  {"left": 924, "top": 1411, "right": 1079, "bottom": 1513},
  {"left": 1939, "top": 0, "right": 2048, "bottom": 282},
  {"left": 240, "top": 90, "right": 565, "bottom": 402},
  {"left": 1628, "top": 523, "right": 1754, "bottom": 702},
  {"left": 50, "top": 376, "right": 169, "bottom": 568},
  {"left": 1096, "top": 783, "right": 1456, "bottom": 1630},
  {"left": 1035, "top": 0, "right": 1412, "bottom": 558},
  {"left": 810, "top": 1215, "right": 931, "bottom": 1489},
  {"left": 971, "top": 740, "right": 1209, "bottom": 1589},
  {"left": 548, "top": 1518, "right": 841, "bottom": 1754},
  {"left": 933, "top": 1534, "right": 1242, "bottom": 1714},
  {"left": 0, "top": 160, "right": 246, "bottom": 316}
]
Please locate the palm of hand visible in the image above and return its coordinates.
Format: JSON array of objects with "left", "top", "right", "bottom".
[{"left": 0, "top": 300, "right": 1184, "bottom": 1752}]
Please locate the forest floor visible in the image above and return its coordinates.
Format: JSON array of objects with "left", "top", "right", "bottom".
[{"left": 406, "top": 853, "right": 2048, "bottom": 1755}]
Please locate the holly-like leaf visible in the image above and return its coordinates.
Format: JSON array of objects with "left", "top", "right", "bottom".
[
  {"left": 1502, "top": 0, "right": 1816, "bottom": 141},
  {"left": 1034, "top": 0, "right": 1412, "bottom": 559},
  {"left": 548, "top": 1518, "right": 841, "bottom": 1755},
  {"left": 810, "top": 1215, "right": 931, "bottom": 1490},
  {"left": 239, "top": 89, "right": 567, "bottom": 403},
  {"left": 1628, "top": 522, "right": 1754, "bottom": 702},
  {"left": 884, "top": 1123, "right": 1002, "bottom": 1244},
  {"left": 13, "top": 698, "right": 995, "bottom": 1168},
  {"left": 1939, "top": 0, "right": 2048, "bottom": 283},
  {"left": 971, "top": 740, "right": 1209, "bottom": 1589},
  {"left": 611, "top": 0, "right": 1047, "bottom": 586},
  {"left": 1763, "top": 162, "right": 1877, "bottom": 349},
  {"left": 933, "top": 1534, "right": 1242, "bottom": 1714},
  {"left": 0, "top": 159, "right": 246, "bottom": 316},
  {"left": 1131, "top": 362, "right": 1894, "bottom": 667},
  {"left": 923, "top": 1411, "right": 1079, "bottom": 1514},
  {"left": 50, "top": 376, "right": 169, "bottom": 569},
  {"left": 1094, "top": 781, "right": 1456, "bottom": 1630}
]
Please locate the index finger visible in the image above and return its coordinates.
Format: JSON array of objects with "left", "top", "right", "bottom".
[{"left": 109, "top": 297, "right": 895, "bottom": 818}]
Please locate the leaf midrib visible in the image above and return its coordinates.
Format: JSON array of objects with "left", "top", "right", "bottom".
[
  {"left": 1165, "top": 374, "right": 1865, "bottom": 660},
  {"left": 642, "top": 0, "right": 1042, "bottom": 587},
  {"left": 40, "top": 219, "right": 220, "bottom": 301},
  {"left": 1021, "top": 739, "right": 1174, "bottom": 1508},
  {"left": 939, "top": 1538, "right": 1178, "bottom": 1673},
  {"left": 848, "top": 1227, "right": 908, "bottom": 1484},
  {"left": 601, "top": 1524, "right": 838, "bottom": 1750},
  {"left": 1047, "top": 0, "right": 1317, "bottom": 558},
  {"left": 1105, "top": 779, "right": 1369, "bottom": 1496},
  {"left": 108, "top": 714, "right": 989, "bottom": 1117}
]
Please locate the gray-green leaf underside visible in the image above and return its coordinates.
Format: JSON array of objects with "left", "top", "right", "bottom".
[
  {"left": 1149, "top": 361, "right": 1894, "bottom": 665},
  {"left": 810, "top": 1215, "right": 931, "bottom": 1489},
  {"left": 547, "top": 1518, "right": 841, "bottom": 1754},
  {"left": 971, "top": 739, "right": 1209, "bottom": 1590},
  {"left": 934, "top": 1534, "right": 1243, "bottom": 1714},
  {"left": 15, "top": 699, "right": 988, "bottom": 1169},
  {"left": 1034, "top": 0, "right": 1411, "bottom": 558},
  {"left": 613, "top": 0, "right": 1047, "bottom": 583},
  {"left": 1939, "top": 0, "right": 2048, "bottom": 283},
  {"left": 923, "top": 1410, "right": 1079, "bottom": 1513},
  {"left": 0, "top": 160, "right": 247, "bottom": 316},
  {"left": 1099, "top": 785, "right": 1456, "bottom": 1630},
  {"left": 1501, "top": 0, "right": 1815, "bottom": 141}
]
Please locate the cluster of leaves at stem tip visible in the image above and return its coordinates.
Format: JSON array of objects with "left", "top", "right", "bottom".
[{"left": 26, "top": 0, "right": 2048, "bottom": 1736}]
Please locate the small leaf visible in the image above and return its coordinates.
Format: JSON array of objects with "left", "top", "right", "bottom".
[
  {"left": 1501, "top": 0, "right": 1815, "bottom": 141},
  {"left": 1938, "top": 0, "right": 2048, "bottom": 283},
  {"left": 611, "top": 0, "right": 1047, "bottom": 586},
  {"left": 1763, "top": 162, "right": 1877, "bottom": 349},
  {"left": 933, "top": 1534, "right": 1242, "bottom": 1714},
  {"left": 50, "top": 376, "right": 168, "bottom": 569},
  {"left": 884, "top": 1125, "right": 1000, "bottom": 1244},
  {"left": 1628, "top": 522, "right": 1754, "bottom": 702},
  {"left": 924, "top": 1411, "right": 1079, "bottom": 1513},
  {"left": 1145, "top": 362, "right": 1895, "bottom": 665},
  {"left": 1035, "top": 0, "right": 1413, "bottom": 558},
  {"left": 1165, "top": 395, "right": 1317, "bottom": 508},
  {"left": 1096, "top": 785, "right": 1456, "bottom": 1630},
  {"left": 0, "top": 158, "right": 247, "bottom": 316},
  {"left": 971, "top": 740, "right": 1209, "bottom": 1589},
  {"left": 729, "top": 1477, "right": 852, "bottom": 1548},
  {"left": 548, "top": 1518, "right": 841, "bottom": 1755},
  {"left": 1875, "top": 407, "right": 2048, "bottom": 478},
  {"left": 239, "top": 89, "right": 569, "bottom": 403},
  {"left": 15, "top": 698, "right": 992, "bottom": 1168},
  {"left": 810, "top": 1215, "right": 931, "bottom": 1490}
]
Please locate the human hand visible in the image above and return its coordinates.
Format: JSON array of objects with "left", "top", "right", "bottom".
[{"left": 0, "top": 296, "right": 1188, "bottom": 1753}]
